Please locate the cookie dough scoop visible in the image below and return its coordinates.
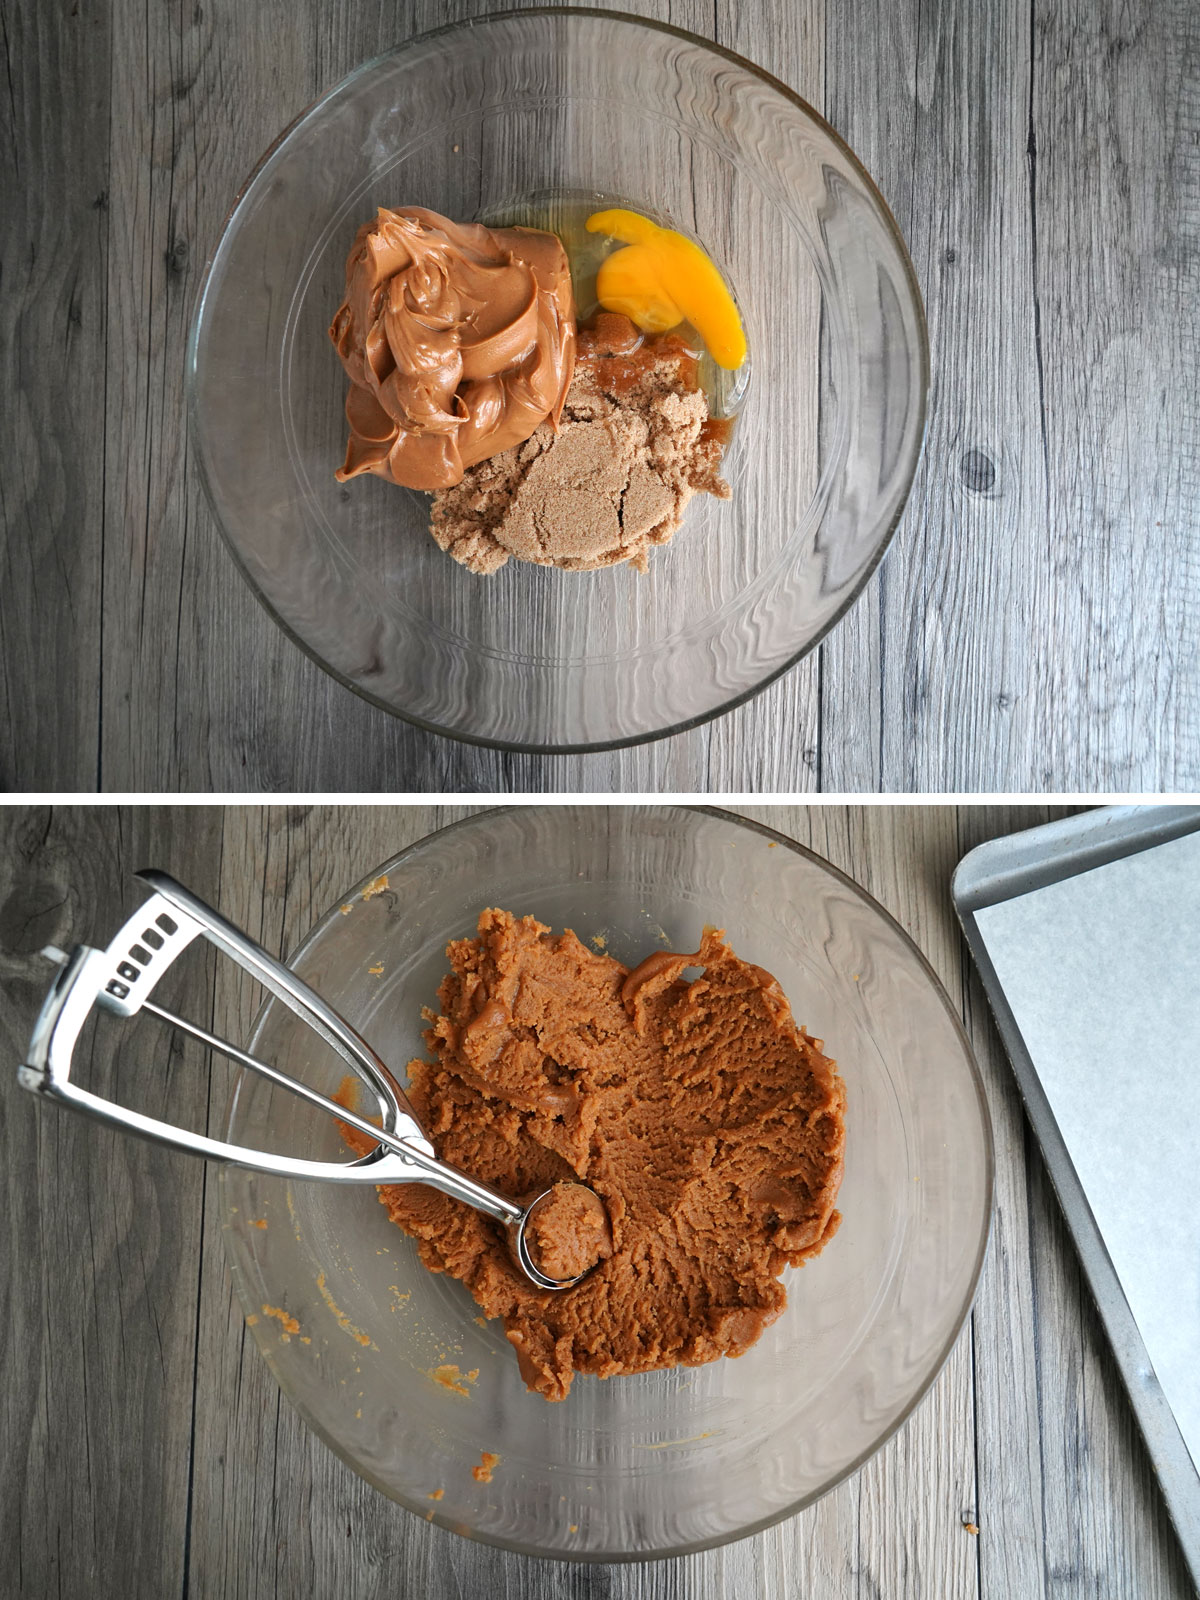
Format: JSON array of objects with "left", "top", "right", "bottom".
[{"left": 18, "top": 870, "right": 609, "bottom": 1292}]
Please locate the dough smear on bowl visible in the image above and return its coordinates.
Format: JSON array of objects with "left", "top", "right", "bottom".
[{"left": 338, "top": 910, "right": 845, "bottom": 1401}]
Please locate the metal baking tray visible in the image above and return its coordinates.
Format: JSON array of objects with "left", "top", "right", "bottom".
[{"left": 953, "top": 804, "right": 1200, "bottom": 1593}]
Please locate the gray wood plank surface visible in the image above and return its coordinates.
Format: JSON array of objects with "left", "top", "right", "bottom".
[
  {"left": 1028, "top": 0, "right": 1200, "bottom": 790},
  {"left": 822, "top": 0, "right": 1051, "bottom": 793},
  {"left": 0, "top": 806, "right": 224, "bottom": 1595},
  {"left": 1, "top": 0, "right": 1197, "bottom": 793},
  {"left": 2, "top": 803, "right": 1194, "bottom": 1597},
  {"left": 0, "top": 0, "right": 108, "bottom": 788}
]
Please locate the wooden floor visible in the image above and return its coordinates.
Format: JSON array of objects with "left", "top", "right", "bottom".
[
  {"left": 2, "top": 0, "right": 1198, "bottom": 793},
  {"left": 0, "top": 803, "right": 1193, "bottom": 1598}
]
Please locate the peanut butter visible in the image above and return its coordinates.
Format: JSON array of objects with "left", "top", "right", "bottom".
[{"left": 330, "top": 207, "right": 576, "bottom": 491}]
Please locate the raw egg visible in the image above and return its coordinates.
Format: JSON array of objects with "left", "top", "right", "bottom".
[{"left": 585, "top": 208, "right": 747, "bottom": 370}]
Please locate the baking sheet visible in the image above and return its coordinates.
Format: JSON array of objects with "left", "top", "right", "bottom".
[
  {"left": 972, "top": 826, "right": 1200, "bottom": 1474},
  {"left": 953, "top": 806, "right": 1200, "bottom": 1593}
]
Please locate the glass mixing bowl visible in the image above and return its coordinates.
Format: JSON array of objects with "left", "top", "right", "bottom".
[
  {"left": 220, "top": 806, "right": 991, "bottom": 1560},
  {"left": 189, "top": 11, "right": 928, "bottom": 751}
]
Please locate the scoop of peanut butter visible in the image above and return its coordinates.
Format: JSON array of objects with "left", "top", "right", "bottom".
[{"left": 329, "top": 207, "right": 576, "bottom": 491}]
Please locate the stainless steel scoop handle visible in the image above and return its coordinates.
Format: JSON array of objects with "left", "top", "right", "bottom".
[
  {"left": 18, "top": 872, "right": 584, "bottom": 1289},
  {"left": 22, "top": 951, "right": 407, "bottom": 1184}
]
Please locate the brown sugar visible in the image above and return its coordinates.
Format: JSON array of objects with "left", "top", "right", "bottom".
[
  {"left": 428, "top": 314, "right": 731, "bottom": 574},
  {"left": 337, "top": 910, "right": 845, "bottom": 1402}
]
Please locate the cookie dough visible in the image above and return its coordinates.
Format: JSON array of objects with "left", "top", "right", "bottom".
[
  {"left": 341, "top": 911, "right": 845, "bottom": 1402},
  {"left": 525, "top": 1182, "right": 614, "bottom": 1282},
  {"left": 428, "top": 314, "right": 731, "bottom": 573}
]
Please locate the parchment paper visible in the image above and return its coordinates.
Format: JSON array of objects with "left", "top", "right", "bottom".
[{"left": 974, "top": 826, "right": 1200, "bottom": 1472}]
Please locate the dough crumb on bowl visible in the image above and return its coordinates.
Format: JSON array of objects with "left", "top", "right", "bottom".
[
  {"left": 261, "top": 1304, "right": 300, "bottom": 1340},
  {"left": 336, "top": 910, "right": 845, "bottom": 1402},
  {"left": 429, "top": 1363, "right": 476, "bottom": 1397},
  {"left": 472, "top": 1451, "right": 501, "bottom": 1483}
]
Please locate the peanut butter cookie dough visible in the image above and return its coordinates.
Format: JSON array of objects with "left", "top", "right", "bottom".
[{"left": 341, "top": 910, "right": 845, "bottom": 1402}]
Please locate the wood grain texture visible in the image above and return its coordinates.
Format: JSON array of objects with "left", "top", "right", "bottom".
[
  {"left": 1027, "top": 0, "right": 1200, "bottom": 791},
  {"left": 1, "top": 803, "right": 1193, "bottom": 1597},
  {"left": 0, "top": 0, "right": 109, "bottom": 788},
  {"left": 821, "top": 0, "right": 1051, "bottom": 792},
  {"left": 1, "top": 0, "right": 1197, "bottom": 793},
  {"left": 0, "top": 806, "right": 224, "bottom": 1596}
]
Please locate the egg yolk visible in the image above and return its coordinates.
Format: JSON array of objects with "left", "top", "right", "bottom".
[{"left": 585, "top": 208, "right": 747, "bottom": 370}]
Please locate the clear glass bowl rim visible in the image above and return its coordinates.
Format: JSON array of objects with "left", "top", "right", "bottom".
[
  {"left": 186, "top": 8, "right": 931, "bottom": 755},
  {"left": 219, "top": 804, "right": 993, "bottom": 1561}
]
